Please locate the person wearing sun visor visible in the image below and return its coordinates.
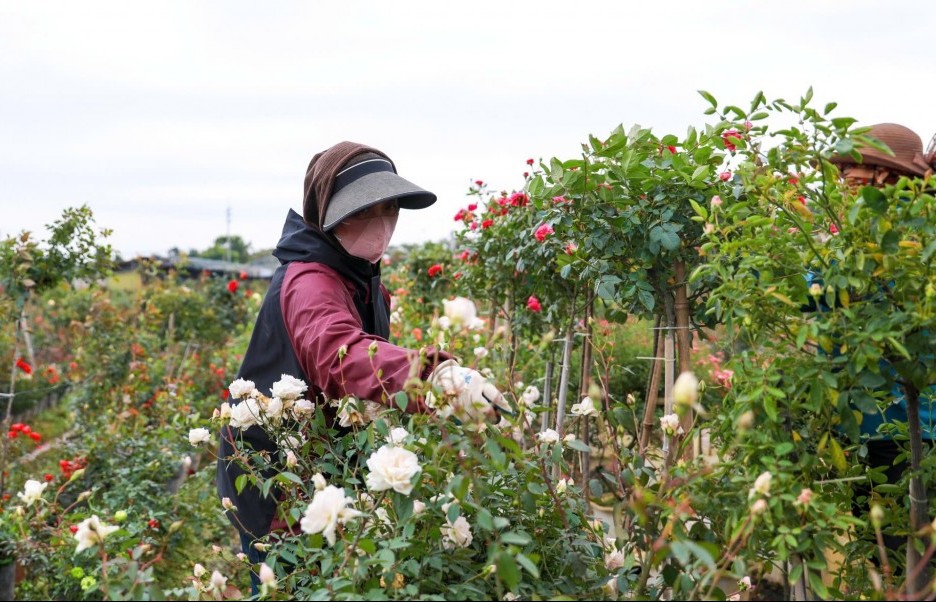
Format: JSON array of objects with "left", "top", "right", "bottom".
[{"left": 216, "top": 141, "right": 509, "bottom": 591}]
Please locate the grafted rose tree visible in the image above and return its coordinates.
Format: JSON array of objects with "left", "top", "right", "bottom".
[{"left": 692, "top": 88, "right": 936, "bottom": 598}]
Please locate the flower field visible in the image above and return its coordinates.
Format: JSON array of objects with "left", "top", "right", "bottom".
[{"left": 1, "top": 90, "right": 934, "bottom": 600}]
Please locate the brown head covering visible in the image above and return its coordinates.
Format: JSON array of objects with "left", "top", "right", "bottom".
[
  {"left": 830, "top": 123, "right": 929, "bottom": 177},
  {"left": 303, "top": 141, "right": 388, "bottom": 230}
]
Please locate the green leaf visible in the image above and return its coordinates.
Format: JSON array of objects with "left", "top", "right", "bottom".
[
  {"left": 638, "top": 289, "right": 655, "bottom": 312},
  {"left": 660, "top": 231, "right": 680, "bottom": 251},
  {"left": 689, "top": 199, "right": 708, "bottom": 221},
  {"left": 861, "top": 186, "right": 888, "bottom": 214},
  {"left": 698, "top": 90, "right": 718, "bottom": 108},
  {"left": 516, "top": 553, "right": 540, "bottom": 578},
  {"left": 880, "top": 230, "right": 900, "bottom": 254},
  {"left": 763, "top": 394, "right": 778, "bottom": 422},
  {"left": 394, "top": 391, "right": 408, "bottom": 412},
  {"left": 829, "top": 437, "right": 848, "bottom": 473},
  {"left": 476, "top": 508, "right": 494, "bottom": 532},
  {"left": 501, "top": 531, "right": 532, "bottom": 546},
  {"left": 276, "top": 471, "right": 304, "bottom": 486},
  {"left": 496, "top": 552, "right": 520, "bottom": 590}
]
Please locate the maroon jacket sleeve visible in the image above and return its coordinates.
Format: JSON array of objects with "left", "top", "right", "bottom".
[{"left": 281, "top": 262, "right": 452, "bottom": 412}]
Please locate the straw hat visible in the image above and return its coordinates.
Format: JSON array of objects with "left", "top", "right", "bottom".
[{"left": 831, "top": 123, "right": 929, "bottom": 177}]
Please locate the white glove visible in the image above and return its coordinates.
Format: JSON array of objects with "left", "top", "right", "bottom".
[{"left": 426, "top": 360, "right": 508, "bottom": 423}]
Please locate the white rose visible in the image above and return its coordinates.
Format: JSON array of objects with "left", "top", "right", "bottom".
[
  {"left": 291, "top": 398, "right": 315, "bottom": 416},
  {"left": 229, "top": 398, "right": 262, "bottom": 430},
  {"left": 604, "top": 547, "right": 626, "bottom": 570},
  {"left": 188, "top": 427, "right": 212, "bottom": 446},
  {"left": 17, "top": 479, "right": 48, "bottom": 506},
  {"left": 537, "top": 429, "right": 560, "bottom": 444},
  {"left": 521, "top": 385, "right": 540, "bottom": 406},
  {"left": 473, "top": 347, "right": 489, "bottom": 359},
  {"left": 437, "top": 316, "right": 452, "bottom": 331},
  {"left": 386, "top": 427, "right": 409, "bottom": 446},
  {"left": 259, "top": 563, "right": 277, "bottom": 587},
  {"left": 299, "top": 485, "right": 362, "bottom": 546},
  {"left": 443, "top": 296, "right": 478, "bottom": 328},
  {"left": 285, "top": 450, "right": 298, "bottom": 467},
  {"left": 228, "top": 379, "right": 256, "bottom": 400},
  {"left": 262, "top": 397, "right": 284, "bottom": 422},
  {"left": 412, "top": 500, "right": 427, "bottom": 515},
  {"left": 74, "top": 515, "right": 120, "bottom": 553},
  {"left": 271, "top": 374, "right": 308, "bottom": 401},
  {"left": 365, "top": 445, "right": 422, "bottom": 495},
  {"left": 570, "top": 396, "right": 598, "bottom": 417},
  {"left": 337, "top": 398, "right": 383, "bottom": 428},
  {"left": 673, "top": 371, "right": 699, "bottom": 407},
  {"left": 749, "top": 471, "right": 772, "bottom": 498},
  {"left": 441, "top": 515, "right": 473, "bottom": 549},
  {"left": 556, "top": 478, "right": 573, "bottom": 495},
  {"left": 193, "top": 563, "right": 206, "bottom": 578},
  {"left": 312, "top": 473, "right": 327, "bottom": 491},
  {"left": 660, "top": 413, "right": 683, "bottom": 436},
  {"left": 209, "top": 571, "right": 227, "bottom": 594}
]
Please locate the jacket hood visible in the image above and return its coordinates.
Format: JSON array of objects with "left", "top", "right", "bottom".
[
  {"left": 272, "top": 209, "right": 388, "bottom": 338},
  {"left": 273, "top": 209, "right": 374, "bottom": 274}
]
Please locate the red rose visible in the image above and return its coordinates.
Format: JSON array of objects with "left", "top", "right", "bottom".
[
  {"left": 534, "top": 224, "right": 554, "bottom": 242},
  {"left": 44, "top": 473, "right": 54, "bottom": 482},
  {"left": 722, "top": 129, "right": 742, "bottom": 152},
  {"left": 227, "top": 280, "right": 238, "bottom": 293},
  {"left": 239, "top": 271, "right": 248, "bottom": 280},
  {"left": 148, "top": 519, "right": 160, "bottom": 529},
  {"left": 427, "top": 264, "right": 443, "bottom": 278},
  {"left": 28, "top": 432, "right": 41, "bottom": 442},
  {"left": 526, "top": 158, "right": 534, "bottom": 166},
  {"left": 481, "top": 219, "right": 494, "bottom": 229},
  {"left": 69, "top": 525, "right": 78, "bottom": 534},
  {"left": 667, "top": 145, "right": 677, "bottom": 154},
  {"left": 527, "top": 296, "right": 542, "bottom": 312},
  {"left": 15, "top": 358, "right": 32, "bottom": 374},
  {"left": 467, "top": 203, "right": 477, "bottom": 211},
  {"left": 474, "top": 180, "right": 484, "bottom": 187},
  {"left": 719, "top": 171, "right": 732, "bottom": 182}
]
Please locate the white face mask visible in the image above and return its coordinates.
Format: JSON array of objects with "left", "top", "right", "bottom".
[{"left": 334, "top": 214, "right": 398, "bottom": 263}]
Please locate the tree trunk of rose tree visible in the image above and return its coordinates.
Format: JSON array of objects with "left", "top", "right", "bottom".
[
  {"left": 904, "top": 383, "right": 930, "bottom": 598},
  {"left": 19, "top": 310, "right": 35, "bottom": 370},
  {"left": 552, "top": 319, "right": 576, "bottom": 481},
  {"left": 673, "top": 261, "right": 694, "bottom": 457}
]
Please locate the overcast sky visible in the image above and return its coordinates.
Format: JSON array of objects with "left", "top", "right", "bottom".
[{"left": 2, "top": 1, "right": 933, "bottom": 259}]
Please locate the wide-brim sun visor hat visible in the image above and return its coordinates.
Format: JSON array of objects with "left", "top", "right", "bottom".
[
  {"left": 322, "top": 155, "right": 437, "bottom": 231},
  {"left": 829, "top": 123, "right": 929, "bottom": 178}
]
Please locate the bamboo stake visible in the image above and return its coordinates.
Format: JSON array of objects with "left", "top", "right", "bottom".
[
  {"left": 552, "top": 319, "right": 576, "bottom": 481},
  {"left": 662, "top": 291, "right": 676, "bottom": 460},
  {"left": 673, "top": 262, "right": 693, "bottom": 449},
  {"left": 578, "top": 294, "right": 594, "bottom": 500},
  {"left": 638, "top": 321, "right": 664, "bottom": 454},
  {"left": 540, "top": 359, "right": 553, "bottom": 433}
]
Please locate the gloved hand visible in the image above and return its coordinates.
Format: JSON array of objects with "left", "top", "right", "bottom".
[{"left": 426, "top": 360, "right": 511, "bottom": 423}]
